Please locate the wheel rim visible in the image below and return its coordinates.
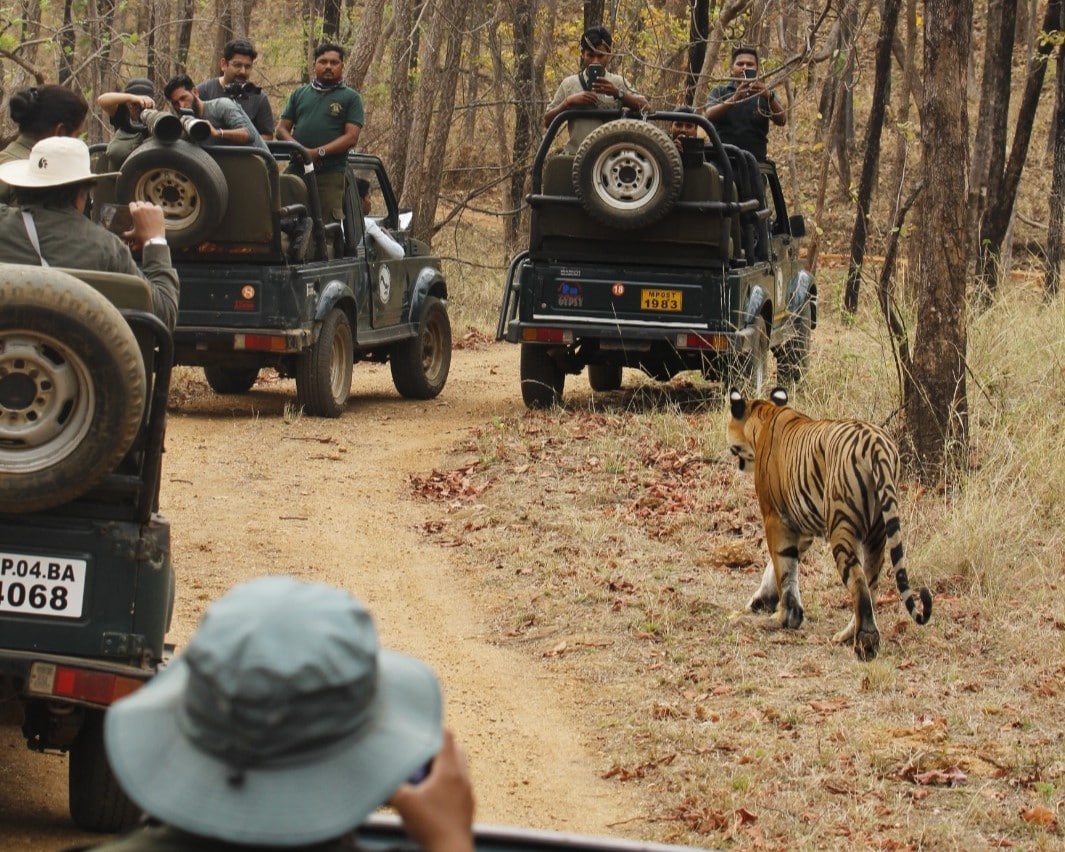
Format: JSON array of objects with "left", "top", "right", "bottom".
[
  {"left": 328, "top": 325, "right": 352, "bottom": 403},
  {"left": 591, "top": 143, "right": 662, "bottom": 211},
  {"left": 421, "top": 313, "right": 446, "bottom": 382},
  {"left": 0, "top": 329, "right": 95, "bottom": 473},
  {"left": 133, "top": 167, "right": 203, "bottom": 231}
]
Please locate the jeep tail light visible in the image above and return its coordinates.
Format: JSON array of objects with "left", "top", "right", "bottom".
[
  {"left": 521, "top": 328, "right": 572, "bottom": 344},
  {"left": 677, "top": 333, "right": 729, "bottom": 350},
  {"left": 235, "top": 334, "right": 289, "bottom": 352},
  {"left": 28, "top": 662, "right": 143, "bottom": 706}
]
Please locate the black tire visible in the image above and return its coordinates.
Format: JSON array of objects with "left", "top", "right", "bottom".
[
  {"left": 572, "top": 118, "right": 684, "bottom": 229},
  {"left": 724, "top": 316, "right": 769, "bottom": 396},
  {"left": 774, "top": 299, "right": 813, "bottom": 386},
  {"left": 116, "top": 139, "right": 228, "bottom": 248},
  {"left": 0, "top": 267, "right": 146, "bottom": 514},
  {"left": 520, "top": 344, "right": 565, "bottom": 409},
  {"left": 391, "top": 296, "right": 452, "bottom": 399},
  {"left": 588, "top": 363, "right": 623, "bottom": 392},
  {"left": 296, "top": 308, "right": 353, "bottom": 418},
  {"left": 69, "top": 710, "right": 141, "bottom": 833},
  {"left": 203, "top": 365, "right": 260, "bottom": 395}
]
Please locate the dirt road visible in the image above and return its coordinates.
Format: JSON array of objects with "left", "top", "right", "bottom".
[{"left": 0, "top": 343, "right": 643, "bottom": 848}]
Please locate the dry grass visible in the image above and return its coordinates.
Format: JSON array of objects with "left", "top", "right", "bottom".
[{"left": 413, "top": 242, "right": 1065, "bottom": 847}]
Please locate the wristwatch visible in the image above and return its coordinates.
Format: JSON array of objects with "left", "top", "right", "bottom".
[
  {"left": 615, "top": 88, "right": 625, "bottom": 102},
  {"left": 316, "top": 147, "right": 327, "bottom": 158}
]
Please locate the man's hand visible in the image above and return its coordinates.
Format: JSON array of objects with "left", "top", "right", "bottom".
[
  {"left": 388, "top": 730, "right": 474, "bottom": 852},
  {"left": 123, "top": 202, "right": 167, "bottom": 249}
]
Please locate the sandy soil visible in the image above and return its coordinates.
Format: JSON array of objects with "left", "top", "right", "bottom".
[{"left": 0, "top": 343, "right": 643, "bottom": 848}]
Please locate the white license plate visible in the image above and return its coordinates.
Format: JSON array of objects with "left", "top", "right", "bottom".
[{"left": 0, "top": 552, "right": 87, "bottom": 619}]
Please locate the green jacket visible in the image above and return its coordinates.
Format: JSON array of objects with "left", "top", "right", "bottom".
[
  {"left": 0, "top": 132, "right": 34, "bottom": 205},
  {"left": 0, "top": 203, "right": 180, "bottom": 330}
]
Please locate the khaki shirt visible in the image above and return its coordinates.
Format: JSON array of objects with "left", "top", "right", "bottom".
[
  {"left": 0, "top": 203, "right": 180, "bottom": 330},
  {"left": 546, "top": 72, "right": 640, "bottom": 153},
  {"left": 0, "top": 133, "right": 34, "bottom": 205}
]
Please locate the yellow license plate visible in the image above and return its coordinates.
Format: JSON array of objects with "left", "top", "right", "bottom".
[{"left": 640, "top": 288, "right": 683, "bottom": 312}]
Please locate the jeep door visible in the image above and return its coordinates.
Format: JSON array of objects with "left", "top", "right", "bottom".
[{"left": 349, "top": 167, "right": 410, "bottom": 330}]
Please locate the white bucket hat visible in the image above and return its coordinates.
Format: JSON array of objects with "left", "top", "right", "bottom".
[
  {"left": 0, "top": 136, "right": 116, "bottom": 188},
  {"left": 104, "top": 576, "right": 443, "bottom": 846}
]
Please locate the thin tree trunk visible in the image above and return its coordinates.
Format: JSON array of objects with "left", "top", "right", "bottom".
[
  {"left": 906, "top": 0, "right": 973, "bottom": 480},
  {"left": 1045, "top": 36, "right": 1065, "bottom": 299},
  {"left": 583, "top": 0, "right": 605, "bottom": 29},
  {"left": 506, "top": 1, "right": 535, "bottom": 256},
  {"left": 977, "top": 0, "right": 1062, "bottom": 297},
  {"left": 843, "top": 0, "right": 902, "bottom": 313},
  {"left": 388, "top": 0, "right": 416, "bottom": 196},
  {"left": 879, "top": 179, "right": 923, "bottom": 400},
  {"left": 346, "top": 0, "right": 388, "bottom": 90}
]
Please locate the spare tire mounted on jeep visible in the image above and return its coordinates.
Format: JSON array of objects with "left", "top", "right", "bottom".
[
  {"left": 572, "top": 118, "right": 684, "bottom": 230},
  {"left": 116, "top": 139, "right": 228, "bottom": 248},
  {"left": 0, "top": 266, "right": 147, "bottom": 513}
]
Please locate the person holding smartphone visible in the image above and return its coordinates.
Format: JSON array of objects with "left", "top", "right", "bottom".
[
  {"left": 543, "top": 25, "right": 649, "bottom": 154},
  {"left": 703, "top": 46, "right": 786, "bottom": 162}
]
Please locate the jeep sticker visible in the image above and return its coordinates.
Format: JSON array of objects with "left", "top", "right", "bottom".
[{"left": 557, "top": 282, "right": 582, "bottom": 308}]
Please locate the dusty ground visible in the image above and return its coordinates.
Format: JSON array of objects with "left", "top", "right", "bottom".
[{"left": 0, "top": 342, "right": 647, "bottom": 849}]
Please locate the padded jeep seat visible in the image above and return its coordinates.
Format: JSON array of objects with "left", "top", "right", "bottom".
[
  {"left": 532, "top": 155, "right": 731, "bottom": 265},
  {"left": 280, "top": 173, "right": 309, "bottom": 209},
  {"left": 54, "top": 268, "right": 152, "bottom": 311},
  {"left": 208, "top": 148, "right": 279, "bottom": 244}
]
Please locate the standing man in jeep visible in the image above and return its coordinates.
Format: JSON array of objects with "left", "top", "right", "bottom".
[
  {"left": 543, "top": 26, "right": 649, "bottom": 154},
  {"left": 196, "top": 38, "right": 276, "bottom": 140},
  {"left": 703, "top": 46, "right": 786, "bottom": 163},
  {"left": 275, "top": 42, "right": 363, "bottom": 225}
]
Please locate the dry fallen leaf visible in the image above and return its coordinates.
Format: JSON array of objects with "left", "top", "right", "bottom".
[{"left": 1020, "top": 805, "right": 1057, "bottom": 827}]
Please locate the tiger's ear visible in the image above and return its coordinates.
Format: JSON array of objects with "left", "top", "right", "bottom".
[
  {"left": 769, "top": 387, "right": 788, "bottom": 407},
  {"left": 729, "top": 388, "right": 746, "bottom": 419}
]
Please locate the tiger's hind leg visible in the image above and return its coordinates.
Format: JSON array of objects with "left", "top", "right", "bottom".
[
  {"left": 829, "top": 527, "right": 880, "bottom": 660},
  {"left": 746, "top": 558, "right": 779, "bottom": 615}
]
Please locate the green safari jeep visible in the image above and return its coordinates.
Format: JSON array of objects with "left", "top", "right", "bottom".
[
  {"left": 497, "top": 109, "right": 816, "bottom": 407},
  {"left": 0, "top": 264, "right": 175, "bottom": 831}
]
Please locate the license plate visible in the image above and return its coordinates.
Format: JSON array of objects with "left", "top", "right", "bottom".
[
  {"left": 0, "top": 552, "right": 87, "bottom": 619},
  {"left": 640, "top": 288, "right": 683, "bottom": 312}
]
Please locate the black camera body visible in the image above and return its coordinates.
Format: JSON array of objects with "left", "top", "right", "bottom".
[{"left": 224, "top": 81, "right": 262, "bottom": 99}]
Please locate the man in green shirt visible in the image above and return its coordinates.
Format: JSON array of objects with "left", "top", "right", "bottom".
[{"left": 276, "top": 42, "right": 364, "bottom": 224}]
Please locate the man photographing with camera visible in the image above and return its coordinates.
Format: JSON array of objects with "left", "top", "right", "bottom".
[
  {"left": 197, "top": 38, "right": 276, "bottom": 140},
  {"left": 704, "top": 46, "right": 786, "bottom": 162}
]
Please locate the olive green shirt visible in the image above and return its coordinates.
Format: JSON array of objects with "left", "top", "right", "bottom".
[
  {"left": 0, "top": 203, "right": 180, "bottom": 330},
  {"left": 0, "top": 132, "right": 34, "bottom": 205},
  {"left": 79, "top": 822, "right": 356, "bottom": 851}
]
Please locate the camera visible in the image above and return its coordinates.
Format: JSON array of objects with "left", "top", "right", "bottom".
[{"left": 224, "top": 81, "right": 262, "bottom": 99}]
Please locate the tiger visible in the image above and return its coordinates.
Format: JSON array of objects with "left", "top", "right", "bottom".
[{"left": 726, "top": 387, "right": 932, "bottom": 660}]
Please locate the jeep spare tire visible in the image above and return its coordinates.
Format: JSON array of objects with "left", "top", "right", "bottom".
[
  {"left": 116, "top": 139, "right": 228, "bottom": 248},
  {"left": 572, "top": 118, "right": 684, "bottom": 229},
  {"left": 0, "top": 266, "right": 147, "bottom": 513}
]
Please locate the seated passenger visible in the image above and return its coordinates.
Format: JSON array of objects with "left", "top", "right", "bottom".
[
  {"left": 163, "top": 74, "right": 270, "bottom": 153},
  {"left": 669, "top": 104, "right": 700, "bottom": 150},
  {"left": 356, "top": 177, "right": 404, "bottom": 260},
  {"left": 543, "top": 26, "right": 648, "bottom": 154},
  {"left": 0, "top": 137, "right": 179, "bottom": 330}
]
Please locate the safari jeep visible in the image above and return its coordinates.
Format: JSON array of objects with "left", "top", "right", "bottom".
[
  {"left": 0, "top": 264, "right": 175, "bottom": 831},
  {"left": 93, "top": 120, "right": 450, "bottom": 417},
  {"left": 497, "top": 109, "right": 815, "bottom": 408}
]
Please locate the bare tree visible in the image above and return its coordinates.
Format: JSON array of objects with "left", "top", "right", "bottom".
[
  {"left": 506, "top": 1, "right": 536, "bottom": 256},
  {"left": 843, "top": 0, "right": 903, "bottom": 313},
  {"left": 1045, "top": 33, "right": 1065, "bottom": 298},
  {"left": 906, "top": 0, "right": 973, "bottom": 478},
  {"left": 977, "top": 0, "right": 1063, "bottom": 298}
]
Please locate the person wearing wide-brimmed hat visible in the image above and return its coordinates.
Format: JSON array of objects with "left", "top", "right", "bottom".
[
  {"left": 0, "top": 136, "right": 179, "bottom": 330},
  {"left": 84, "top": 576, "right": 475, "bottom": 852}
]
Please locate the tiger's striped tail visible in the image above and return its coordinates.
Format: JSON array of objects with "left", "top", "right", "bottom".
[{"left": 875, "top": 441, "right": 933, "bottom": 627}]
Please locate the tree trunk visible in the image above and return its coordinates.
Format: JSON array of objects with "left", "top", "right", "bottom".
[
  {"left": 175, "top": 0, "right": 196, "bottom": 75},
  {"left": 1045, "top": 36, "right": 1065, "bottom": 299},
  {"left": 58, "top": 0, "right": 75, "bottom": 83},
  {"left": 388, "top": 0, "right": 416, "bottom": 196},
  {"left": 506, "top": 1, "right": 535, "bottom": 256},
  {"left": 583, "top": 0, "right": 605, "bottom": 29},
  {"left": 346, "top": 0, "right": 388, "bottom": 90},
  {"left": 906, "top": 0, "right": 973, "bottom": 480},
  {"left": 977, "top": 0, "right": 1062, "bottom": 297},
  {"left": 843, "top": 0, "right": 902, "bottom": 313},
  {"left": 323, "top": 0, "right": 342, "bottom": 39},
  {"left": 685, "top": 0, "right": 710, "bottom": 105}
]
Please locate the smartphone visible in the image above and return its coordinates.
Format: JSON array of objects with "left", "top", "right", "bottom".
[
  {"left": 406, "top": 759, "right": 433, "bottom": 785},
  {"left": 98, "top": 202, "right": 134, "bottom": 234},
  {"left": 743, "top": 68, "right": 757, "bottom": 80},
  {"left": 585, "top": 63, "right": 605, "bottom": 84}
]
